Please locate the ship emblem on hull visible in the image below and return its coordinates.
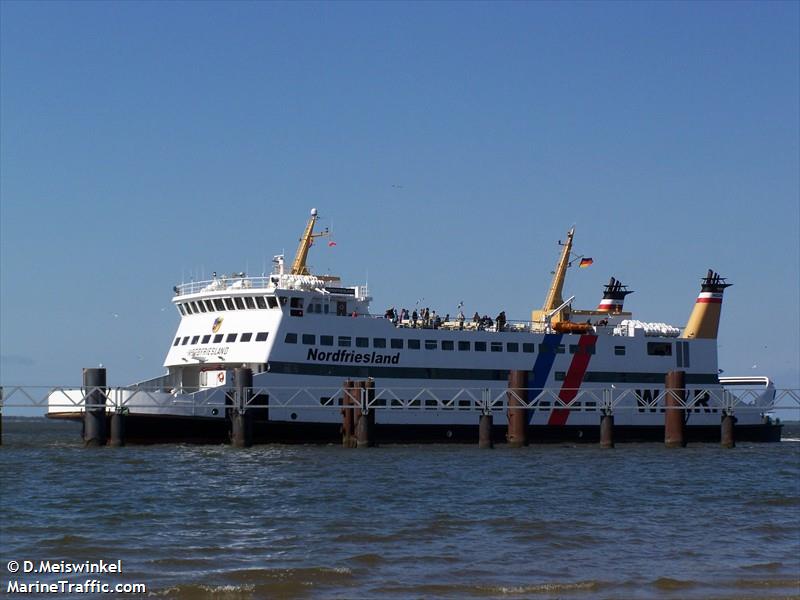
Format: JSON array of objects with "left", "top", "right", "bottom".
[{"left": 212, "top": 317, "right": 224, "bottom": 333}]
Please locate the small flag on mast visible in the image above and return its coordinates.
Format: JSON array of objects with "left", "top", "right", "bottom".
[{"left": 579, "top": 257, "right": 593, "bottom": 268}]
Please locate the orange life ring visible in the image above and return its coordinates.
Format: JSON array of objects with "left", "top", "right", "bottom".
[{"left": 217, "top": 372, "right": 225, "bottom": 383}]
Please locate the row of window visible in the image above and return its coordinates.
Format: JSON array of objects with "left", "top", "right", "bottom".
[
  {"left": 178, "top": 295, "right": 343, "bottom": 317},
  {"left": 284, "top": 333, "right": 673, "bottom": 356},
  {"left": 178, "top": 296, "right": 282, "bottom": 316},
  {"left": 173, "top": 332, "right": 269, "bottom": 346}
]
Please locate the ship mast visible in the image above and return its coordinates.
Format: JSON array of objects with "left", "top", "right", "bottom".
[
  {"left": 543, "top": 227, "right": 574, "bottom": 315},
  {"left": 290, "top": 208, "right": 329, "bottom": 275}
]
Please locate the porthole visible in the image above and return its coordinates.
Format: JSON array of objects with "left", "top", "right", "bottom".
[{"left": 290, "top": 413, "right": 298, "bottom": 420}]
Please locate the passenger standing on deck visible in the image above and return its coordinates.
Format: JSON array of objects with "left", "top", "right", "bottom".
[
  {"left": 458, "top": 310, "right": 465, "bottom": 330},
  {"left": 496, "top": 311, "right": 506, "bottom": 332},
  {"left": 412, "top": 310, "right": 418, "bottom": 328},
  {"left": 472, "top": 312, "right": 480, "bottom": 328}
]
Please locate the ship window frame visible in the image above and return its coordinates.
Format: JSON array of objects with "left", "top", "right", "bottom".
[
  {"left": 197, "top": 301, "right": 207, "bottom": 313},
  {"left": 182, "top": 337, "right": 189, "bottom": 345},
  {"left": 178, "top": 304, "right": 186, "bottom": 316},
  {"left": 490, "top": 342, "right": 503, "bottom": 353},
  {"left": 226, "top": 333, "right": 237, "bottom": 343},
  {"left": 173, "top": 337, "right": 180, "bottom": 346},
  {"left": 202, "top": 334, "right": 211, "bottom": 344},
  {"left": 356, "top": 337, "right": 369, "bottom": 348},
  {"left": 244, "top": 296, "right": 256, "bottom": 310},
  {"left": 191, "top": 301, "right": 200, "bottom": 313},
  {"left": 442, "top": 340, "right": 454, "bottom": 351},
  {"left": 256, "top": 332, "right": 269, "bottom": 342},
  {"left": 204, "top": 300, "right": 214, "bottom": 312},
  {"left": 266, "top": 296, "right": 278, "bottom": 309},
  {"left": 233, "top": 297, "right": 245, "bottom": 310},
  {"left": 458, "top": 341, "right": 470, "bottom": 351},
  {"left": 373, "top": 338, "right": 387, "bottom": 349},
  {"left": 302, "top": 334, "right": 316, "bottom": 345},
  {"left": 213, "top": 333, "right": 224, "bottom": 343},
  {"left": 279, "top": 296, "right": 288, "bottom": 306},
  {"left": 556, "top": 344, "right": 565, "bottom": 354},
  {"left": 555, "top": 371, "right": 566, "bottom": 381},
  {"left": 614, "top": 345, "right": 626, "bottom": 356},
  {"left": 240, "top": 332, "right": 253, "bottom": 342},
  {"left": 506, "top": 342, "right": 519, "bottom": 353},
  {"left": 224, "top": 298, "right": 235, "bottom": 311},
  {"left": 475, "top": 341, "right": 487, "bottom": 352},
  {"left": 290, "top": 297, "right": 304, "bottom": 309},
  {"left": 338, "top": 336, "right": 352, "bottom": 347},
  {"left": 647, "top": 342, "right": 673, "bottom": 356},
  {"left": 184, "top": 303, "right": 193, "bottom": 315},
  {"left": 213, "top": 299, "right": 226, "bottom": 311},
  {"left": 522, "top": 343, "right": 535, "bottom": 353},
  {"left": 284, "top": 333, "right": 298, "bottom": 344},
  {"left": 320, "top": 335, "right": 334, "bottom": 346},
  {"left": 408, "top": 339, "right": 421, "bottom": 350},
  {"left": 391, "top": 338, "right": 403, "bottom": 349},
  {"left": 425, "top": 339, "right": 437, "bottom": 350}
]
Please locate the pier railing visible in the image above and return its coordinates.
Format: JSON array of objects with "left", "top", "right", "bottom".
[{"left": 3, "top": 384, "right": 799, "bottom": 416}]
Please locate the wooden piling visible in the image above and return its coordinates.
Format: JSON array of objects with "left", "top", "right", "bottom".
[
  {"left": 231, "top": 367, "right": 253, "bottom": 448},
  {"left": 355, "top": 379, "right": 375, "bottom": 448},
  {"left": 721, "top": 412, "right": 736, "bottom": 448},
  {"left": 664, "top": 370, "right": 687, "bottom": 448},
  {"left": 479, "top": 413, "right": 493, "bottom": 449},
  {"left": 600, "top": 413, "right": 614, "bottom": 449},
  {"left": 83, "top": 368, "right": 107, "bottom": 447},
  {"left": 342, "top": 379, "right": 356, "bottom": 448},
  {"left": 507, "top": 370, "right": 528, "bottom": 447},
  {"left": 109, "top": 410, "right": 126, "bottom": 447}
]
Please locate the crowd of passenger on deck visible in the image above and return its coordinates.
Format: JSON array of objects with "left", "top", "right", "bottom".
[{"left": 383, "top": 307, "right": 508, "bottom": 331}]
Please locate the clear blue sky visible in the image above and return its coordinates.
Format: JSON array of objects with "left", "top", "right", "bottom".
[{"left": 2, "top": 1, "right": 798, "bottom": 408}]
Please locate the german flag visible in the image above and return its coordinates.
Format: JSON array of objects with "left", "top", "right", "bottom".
[{"left": 579, "top": 257, "right": 593, "bottom": 268}]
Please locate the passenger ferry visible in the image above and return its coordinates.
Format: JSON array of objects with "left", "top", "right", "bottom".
[{"left": 48, "top": 209, "right": 781, "bottom": 443}]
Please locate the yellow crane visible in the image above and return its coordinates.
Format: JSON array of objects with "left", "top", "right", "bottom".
[
  {"left": 532, "top": 227, "right": 575, "bottom": 326},
  {"left": 290, "top": 208, "right": 330, "bottom": 275}
]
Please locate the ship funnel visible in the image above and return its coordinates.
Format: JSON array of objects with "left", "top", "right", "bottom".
[
  {"left": 597, "top": 277, "right": 633, "bottom": 314},
  {"left": 682, "top": 270, "right": 732, "bottom": 339}
]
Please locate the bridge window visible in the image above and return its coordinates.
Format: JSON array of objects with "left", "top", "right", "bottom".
[
  {"left": 522, "top": 343, "right": 535, "bottom": 353},
  {"left": 290, "top": 297, "right": 304, "bottom": 309},
  {"left": 244, "top": 296, "right": 255, "bottom": 310},
  {"left": 224, "top": 298, "right": 235, "bottom": 311},
  {"left": 213, "top": 299, "right": 226, "bottom": 311},
  {"left": 226, "top": 333, "right": 237, "bottom": 343},
  {"left": 234, "top": 297, "right": 245, "bottom": 310},
  {"left": 302, "top": 334, "right": 315, "bottom": 345},
  {"left": 408, "top": 339, "right": 420, "bottom": 350},
  {"left": 203, "top": 300, "right": 214, "bottom": 311},
  {"left": 256, "top": 332, "right": 269, "bottom": 342},
  {"left": 279, "top": 296, "right": 287, "bottom": 306},
  {"left": 184, "top": 303, "right": 193, "bottom": 315},
  {"left": 475, "top": 341, "right": 487, "bottom": 352},
  {"left": 284, "top": 333, "right": 297, "bottom": 344},
  {"left": 266, "top": 296, "right": 278, "bottom": 309},
  {"left": 614, "top": 345, "right": 626, "bottom": 356},
  {"left": 391, "top": 338, "right": 404, "bottom": 349},
  {"left": 240, "top": 333, "right": 253, "bottom": 342},
  {"left": 320, "top": 335, "right": 333, "bottom": 346},
  {"left": 173, "top": 337, "right": 180, "bottom": 346},
  {"left": 202, "top": 335, "right": 211, "bottom": 344},
  {"left": 356, "top": 337, "right": 369, "bottom": 348},
  {"left": 458, "top": 341, "right": 470, "bottom": 351},
  {"left": 507, "top": 342, "right": 519, "bottom": 352},
  {"left": 197, "top": 301, "right": 207, "bottom": 313},
  {"left": 177, "top": 304, "right": 186, "bottom": 316},
  {"left": 373, "top": 338, "right": 387, "bottom": 348},
  {"left": 442, "top": 340, "right": 454, "bottom": 351},
  {"left": 338, "top": 336, "right": 352, "bottom": 347},
  {"left": 647, "top": 342, "right": 672, "bottom": 356},
  {"left": 182, "top": 337, "right": 189, "bottom": 345},
  {"left": 213, "top": 334, "right": 223, "bottom": 343}
]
